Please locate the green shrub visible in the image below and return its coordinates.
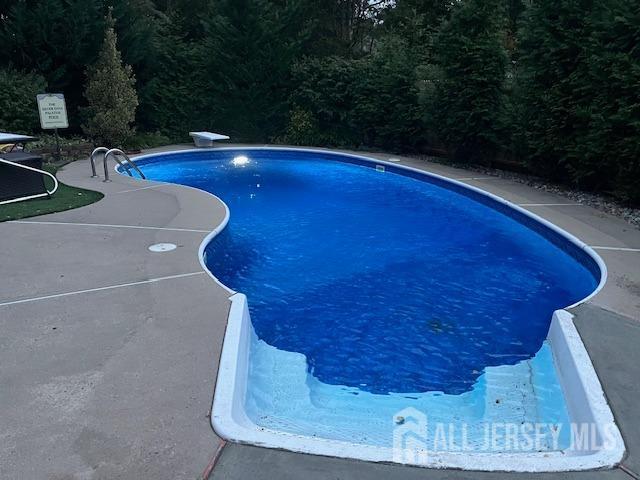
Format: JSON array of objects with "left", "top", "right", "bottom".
[
  {"left": 291, "top": 38, "right": 425, "bottom": 151},
  {"left": 514, "top": 0, "right": 592, "bottom": 182},
  {"left": 82, "top": 9, "right": 138, "bottom": 147},
  {"left": 0, "top": 0, "right": 104, "bottom": 124},
  {"left": 125, "top": 131, "right": 172, "bottom": 150},
  {"left": 282, "top": 107, "right": 321, "bottom": 146},
  {"left": 515, "top": 0, "right": 640, "bottom": 202},
  {"left": 0, "top": 68, "right": 47, "bottom": 134},
  {"left": 427, "top": 0, "right": 508, "bottom": 164},
  {"left": 350, "top": 37, "right": 424, "bottom": 151},
  {"left": 29, "top": 134, "right": 89, "bottom": 149},
  {"left": 291, "top": 56, "right": 360, "bottom": 147}
]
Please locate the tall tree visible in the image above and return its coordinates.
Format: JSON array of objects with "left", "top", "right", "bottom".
[
  {"left": 0, "top": 0, "right": 104, "bottom": 126},
  {"left": 516, "top": 0, "right": 640, "bottom": 201},
  {"left": 196, "top": 0, "right": 312, "bottom": 141},
  {"left": 426, "top": 0, "right": 508, "bottom": 163},
  {"left": 83, "top": 9, "right": 138, "bottom": 146},
  {"left": 514, "top": 0, "right": 593, "bottom": 180},
  {"left": 110, "top": 0, "right": 166, "bottom": 130},
  {"left": 581, "top": 0, "right": 640, "bottom": 202},
  {"left": 302, "top": 0, "right": 393, "bottom": 56},
  {"left": 136, "top": 10, "right": 204, "bottom": 138},
  {"left": 382, "top": 0, "right": 451, "bottom": 57}
]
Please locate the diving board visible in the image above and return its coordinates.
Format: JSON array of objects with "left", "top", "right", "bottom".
[{"left": 189, "top": 131, "right": 230, "bottom": 147}]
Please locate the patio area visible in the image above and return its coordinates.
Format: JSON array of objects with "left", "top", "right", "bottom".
[{"left": 1, "top": 146, "right": 639, "bottom": 479}]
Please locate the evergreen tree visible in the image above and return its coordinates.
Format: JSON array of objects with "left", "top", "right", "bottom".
[
  {"left": 83, "top": 9, "right": 139, "bottom": 147},
  {"left": 427, "top": 0, "right": 508, "bottom": 164},
  {"left": 0, "top": 0, "right": 636, "bottom": 201},
  {"left": 350, "top": 36, "right": 424, "bottom": 150},
  {"left": 197, "top": 0, "right": 311, "bottom": 141},
  {"left": 581, "top": 0, "right": 640, "bottom": 202},
  {"left": 516, "top": 0, "right": 640, "bottom": 202},
  {"left": 138, "top": 10, "right": 204, "bottom": 139},
  {"left": 514, "top": 0, "right": 594, "bottom": 180},
  {"left": 0, "top": 0, "right": 104, "bottom": 124},
  {"left": 110, "top": 0, "right": 166, "bottom": 131},
  {"left": 0, "top": 68, "right": 47, "bottom": 134},
  {"left": 382, "top": 0, "right": 451, "bottom": 58},
  {"left": 290, "top": 56, "right": 360, "bottom": 146}
]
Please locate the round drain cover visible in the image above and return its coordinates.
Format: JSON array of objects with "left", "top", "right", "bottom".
[{"left": 148, "top": 243, "right": 177, "bottom": 252}]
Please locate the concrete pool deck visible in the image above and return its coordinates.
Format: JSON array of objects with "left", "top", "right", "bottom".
[{"left": 0, "top": 144, "right": 638, "bottom": 479}]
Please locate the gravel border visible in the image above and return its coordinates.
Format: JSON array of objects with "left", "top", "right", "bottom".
[{"left": 415, "top": 155, "right": 640, "bottom": 230}]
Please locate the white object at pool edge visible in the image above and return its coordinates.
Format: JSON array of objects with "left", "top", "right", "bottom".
[{"left": 189, "top": 131, "right": 230, "bottom": 147}]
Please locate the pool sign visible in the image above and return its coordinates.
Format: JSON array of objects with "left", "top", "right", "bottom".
[{"left": 36, "top": 93, "right": 68, "bottom": 129}]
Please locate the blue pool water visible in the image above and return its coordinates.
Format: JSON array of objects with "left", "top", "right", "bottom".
[{"left": 132, "top": 149, "right": 599, "bottom": 398}]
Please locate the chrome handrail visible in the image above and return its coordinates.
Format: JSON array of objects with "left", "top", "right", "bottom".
[
  {"left": 0, "top": 157, "right": 59, "bottom": 205},
  {"left": 90, "top": 147, "right": 109, "bottom": 177},
  {"left": 103, "top": 148, "right": 131, "bottom": 181},
  {"left": 103, "top": 148, "right": 146, "bottom": 182}
]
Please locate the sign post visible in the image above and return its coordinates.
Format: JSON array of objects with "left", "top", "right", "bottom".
[{"left": 36, "top": 93, "right": 69, "bottom": 162}]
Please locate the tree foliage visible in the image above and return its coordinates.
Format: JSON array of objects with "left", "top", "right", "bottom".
[
  {"left": 516, "top": 0, "right": 640, "bottom": 202},
  {"left": 82, "top": 9, "right": 139, "bottom": 146},
  {"left": 291, "top": 36, "right": 422, "bottom": 150},
  {"left": 0, "top": 68, "right": 47, "bottom": 134},
  {"left": 195, "top": 0, "right": 312, "bottom": 141},
  {"left": 0, "top": 0, "right": 638, "bottom": 202},
  {"left": 0, "top": 0, "right": 104, "bottom": 123},
  {"left": 427, "top": 0, "right": 508, "bottom": 164}
]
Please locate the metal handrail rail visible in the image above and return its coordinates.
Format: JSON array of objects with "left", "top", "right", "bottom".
[
  {"left": 103, "top": 148, "right": 146, "bottom": 182},
  {"left": 103, "top": 148, "right": 132, "bottom": 181},
  {"left": 0, "top": 157, "right": 59, "bottom": 205},
  {"left": 90, "top": 147, "right": 109, "bottom": 177}
]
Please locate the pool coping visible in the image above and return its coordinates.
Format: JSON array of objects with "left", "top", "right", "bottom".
[{"left": 122, "top": 147, "right": 625, "bottom": 472}]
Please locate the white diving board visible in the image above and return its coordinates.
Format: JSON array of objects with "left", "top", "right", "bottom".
[
  {"left": 189, "top": 131, "right": 230, "bottom": 147},
  {"left": 0, "top": 132, "right": 37, "bottom": 144}
]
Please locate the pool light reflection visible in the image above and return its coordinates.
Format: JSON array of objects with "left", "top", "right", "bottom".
[{"left": 232, "top": 155, "right": 250, "bottom": 167}]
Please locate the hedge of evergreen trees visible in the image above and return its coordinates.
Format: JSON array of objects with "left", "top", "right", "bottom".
[{"left": 0, "top": 0, "right": 638, "bottom": 203}]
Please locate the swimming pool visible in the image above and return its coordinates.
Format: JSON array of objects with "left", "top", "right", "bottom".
[{"left": 120, "top": 147, "right": 623, "bottom": 471}]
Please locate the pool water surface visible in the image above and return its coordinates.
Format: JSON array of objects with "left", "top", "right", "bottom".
[{"left": 127, "top": 148, "right": 601, "bottom": 453}]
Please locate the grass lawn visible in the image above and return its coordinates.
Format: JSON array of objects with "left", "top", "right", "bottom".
[{"left": 1, "top": 164, "right": 103, "bottom": 222}]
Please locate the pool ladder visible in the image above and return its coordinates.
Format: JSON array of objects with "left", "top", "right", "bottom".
[{"left": 90, "top": 147, "right": 146, "bottom": 182}]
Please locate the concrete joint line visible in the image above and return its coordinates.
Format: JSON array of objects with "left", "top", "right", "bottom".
[
  {"left": 115, "top": 184, "right": 167, "bottom": 194},
  {"left": 592, "top": 246, "right": 640, "bottom": 253},
  {"left": 620, "top": 463, "right": 640, "bottom": 480},
  {"left": 200, "top": 440, "right": 227, "bottom": 480},
  {"left": 519, "top": 203, "right": 581, "bottom": 207},
  {"left": 0, "top": 271, "right": 205, "bottom": 307},
  {"left": 454, "top": 176, "right": 495, "bottom": 181},
  {"left": 11, "top": 220, "right": 210, "bottom": 234}
]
